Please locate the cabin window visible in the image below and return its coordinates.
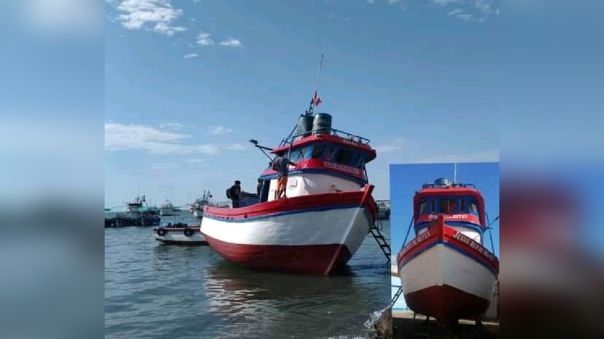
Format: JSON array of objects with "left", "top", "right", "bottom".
[
  {"left": 334, "top": 148, "right": 352, "bottom": 165},
  {"left": 430, "top": 199, "right": 436, "bottom": 212},
  {"left": 419, "top": 200, "right": 431, "bottom": 214},
  {"left": 311, "top": 144, "right": 325, "bottom": 159},
  {"left": 322, "top": 145, "right": 336, "bottom": 161},
  {"left": 460, "top": 198, "right": 466, "bottom": 213},
  {"left": 468, "top": 199, "right": 479, "bottom": 215},
  {"left": 356, "top": 154, "right": 366, "bottom": 167},
  {"left": 439, "top": 198, "right": 458, "bottom": 213},
  {"left": 289, "top": 148, "right": 305, "bottom": 162}
]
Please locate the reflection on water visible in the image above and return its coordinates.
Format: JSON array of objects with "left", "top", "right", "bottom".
[{"left": 105, "top": 213, "right": 390, "bottom": 338}]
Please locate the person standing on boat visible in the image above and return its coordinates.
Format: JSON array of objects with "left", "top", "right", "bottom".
[
  {"left": 227, "top": 180, "right": 242, "bottom": 208},
  {"left": 271, "top": 155, "right": 296, "bottom": 200}
]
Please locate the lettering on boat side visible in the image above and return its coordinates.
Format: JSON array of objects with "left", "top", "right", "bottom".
[
  {"left": 323, "top": 161, "right": 362, "bottom": 175},
  {"left": 452, "top": 231, "right": 496, "bottom": 262},
  {"left": 428, "top": 214, "right": 468, "bottom": 220},
  {"left": 339, "top": 138, "right": 361, "bottom": 146},
  {"left": 402, "top": 230, "right": 431, "bottom": 253}
]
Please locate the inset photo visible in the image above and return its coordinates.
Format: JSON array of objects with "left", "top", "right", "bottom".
[{"left": 390, "top": 163, "right": 499, "bottom": 338}]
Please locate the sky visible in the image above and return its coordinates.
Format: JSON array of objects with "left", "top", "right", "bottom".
[
  {"left": 389, "top": 162, "right": 499, "bottom": 310},
  {"left": 103, "top": 0, "right": 501, "bottom": 208}
]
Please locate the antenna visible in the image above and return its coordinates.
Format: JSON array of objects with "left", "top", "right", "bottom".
[
  {"left": 308, "top": 0, "right": 337, "bottom": 113},
  {"left": 453, "top": 163, "right": 457, "bottom": 184}
]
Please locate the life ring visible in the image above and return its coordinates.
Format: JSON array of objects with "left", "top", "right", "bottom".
[
  {"left": 184, "top": 228, "right": 194, "bottom": 237},
  {"left": 157, "top": 228, "right": 167, "bottom": 236}
]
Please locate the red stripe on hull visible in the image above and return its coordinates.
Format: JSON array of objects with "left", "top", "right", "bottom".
[
  {"left": 405, "top": 284, "right": 490, "bottom": 324},
  {"left": 204, "top": 235, "right": 352, "bottom": 275},
  {"left": 204, "top": 185, "right": 377, "bottom": 222}
]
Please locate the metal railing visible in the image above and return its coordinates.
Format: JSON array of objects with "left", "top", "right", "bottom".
[{"left": 280, "top": 127, "right": 371, "bottom": 146}]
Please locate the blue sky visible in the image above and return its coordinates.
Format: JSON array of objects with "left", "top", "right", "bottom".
[
  {"left": 389, "top": 162, "right": 499, "bottom": 310},
  {"left": 104, "top": 0, "right": 500, "bottom": 208}
]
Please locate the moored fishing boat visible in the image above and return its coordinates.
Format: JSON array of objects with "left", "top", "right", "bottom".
[
  {"left": 190, "top": 191, "right": 213, "bottom": 218},
  {"left": 160, "top": 200, "right": 176, "bottom": 216},
  {"left": 397, "top": 178, "right": 499, "bottom": 326},
  {"left": 154, "top": 223, "right": 207, "bottom": 245},
  {"left": 201, "top": 101, "right": 378, "bottom": 275}
]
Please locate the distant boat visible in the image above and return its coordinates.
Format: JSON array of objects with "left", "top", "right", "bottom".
[
  {"left": 154, "top": 223, "right": 207, "bottom": 245},
  {"left": 397, "top": 178, "right": 499, "bottom": 326},
  {"left": 112, "top": 212, "right": 139, "bottom": 227},
  {"left": 160, "top": 200, "right": 176, "bottom": 216},
  {"left": 376, "top": 200, "right": 390, "bottom": 220},
  {"left": 127, "top": 195, "right": 145, "bottom": 212},
  {"left": 190, "top": 191, "right": 213, "bottom": 218}
]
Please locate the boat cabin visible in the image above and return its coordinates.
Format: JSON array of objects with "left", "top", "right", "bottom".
[
  {"left": 257, "top": 113, "right": 376, "bottom": 202},
  {"left": 127, "top": 195, "right": 145, "bottom": 212},
  {"left": 413, "top": 178, "right": 487, "bottom": 242}
]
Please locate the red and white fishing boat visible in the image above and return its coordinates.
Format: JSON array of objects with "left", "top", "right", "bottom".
[
  {"left": 154, "top": 223, "right": 207, "bottom": 246},
  {"left": 397, "top": 178, "right": 499, "bottom": 325},
  {"left": 201, "top": 105, "right": 378, "bottom": 275}
]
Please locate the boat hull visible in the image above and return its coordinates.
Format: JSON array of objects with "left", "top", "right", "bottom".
[
  {"left": 397, "top": 215, "right": 498, "bottom": 324},
  {"left": 201, "top": 187, "right": 376, "bottom": 275},
  {"left": 154, "top": 227, "right": 207, "bottom": 245}
]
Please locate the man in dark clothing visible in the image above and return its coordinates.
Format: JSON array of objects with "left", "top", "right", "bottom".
[
  {"left": 229, "top": 180, "right": 242, "bottom": 208},
  {"left": 271, "top": 155, "right": 296, "bottom": 200}
]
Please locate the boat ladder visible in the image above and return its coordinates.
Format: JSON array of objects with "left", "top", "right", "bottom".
[
  {"left": 390, "top": 285, "right": 403, "bottom": 308},
  {"left": 370, "top": 220, "right": 391, "bottom": 262}
]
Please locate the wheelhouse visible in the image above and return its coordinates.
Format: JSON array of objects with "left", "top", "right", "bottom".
[
  {"left": 413, "top": 178, "right": 487, "bottom": 242},
  {"left": 257, "top": 113, "right": 376, "bottom": 203}
]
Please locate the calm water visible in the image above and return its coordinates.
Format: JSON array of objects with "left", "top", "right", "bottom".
[{"left": 105, "top": 212, "right": 390, "bottom": 338}]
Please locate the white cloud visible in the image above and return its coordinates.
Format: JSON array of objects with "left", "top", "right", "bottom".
[
  {"left": 24, "top": 0, "right": 102, "bottom": 34},
  {"left": 219, "top": 38, "right": 243, "bottom": 48},
  {"left": 184, "top": 53, "right": 198, "bottom": 59},
  {"left": 185, "top": 158, "right": 204, "bottom": 163},
  {"left": 209, "top": 125, "right": 232, "bottom": 135},
  {"left": 225, "top": 143, "right": 248, "bottom": 151},
  {"left": 105, "top": 123, "right": 219, "bottom": 155},
  {"left": 434, "top": 0, "right": 498, "bottom": 22},
  {"left": 113, "top": 0, "right": 186, "bottom": 36},
  {"left": 409, "top": 148, "right": 499, "bottom": 164},
  {"left": 374, "top": 138, "right": 405, "bottom": 153},
  {"left": 159, "top": 122, "right": 184, "bottom": 129},
  {"left": 196, "top": 32, "right": 215, "bottom": 46},
  {"left": 432, "top": 0, "right": 462, "bottom": 5}
]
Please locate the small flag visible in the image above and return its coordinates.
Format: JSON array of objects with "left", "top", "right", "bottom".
[{"left": 311, "top": 91, "right": 322, "bottom": 106}]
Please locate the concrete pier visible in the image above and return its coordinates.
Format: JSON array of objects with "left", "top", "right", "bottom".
[{"left": 393, "top": 310, "right": 499, "bottom": 338}]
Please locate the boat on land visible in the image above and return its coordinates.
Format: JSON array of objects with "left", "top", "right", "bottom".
[
  {"left": 201, "top": 104, "right": 378, "bottom": 275},
  {"left": 154, "top": 223, "right": 207, "bottom": 245},
  {"left": 396, "top": 178, "right": 499, "bottom": 326}
]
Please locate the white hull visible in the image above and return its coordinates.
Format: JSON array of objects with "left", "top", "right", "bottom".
[
  {"left": 201, "top": 206, "right": 370, "bottom": 252},
  {"left": 399, "top": 243, "right": 497, "bottom": 304}
]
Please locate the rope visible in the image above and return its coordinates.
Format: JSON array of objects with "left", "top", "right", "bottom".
[
  {"left": 402, "top": 214, "right": 415, "bottom": 246},
  {"left": 486, "top": 213, "right": 499, "bottom": 254}
]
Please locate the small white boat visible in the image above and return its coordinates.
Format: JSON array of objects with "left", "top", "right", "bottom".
[{"left": 154, "top": 223, "right": 207, "bottom": 245}]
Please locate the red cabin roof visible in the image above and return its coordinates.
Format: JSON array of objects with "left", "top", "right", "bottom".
[
  {"left": 271, "top": 134, "right": 376, "bottom": 163},
  {"left": 413, "top": 185, "right": 487, "bottom": 227}
]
